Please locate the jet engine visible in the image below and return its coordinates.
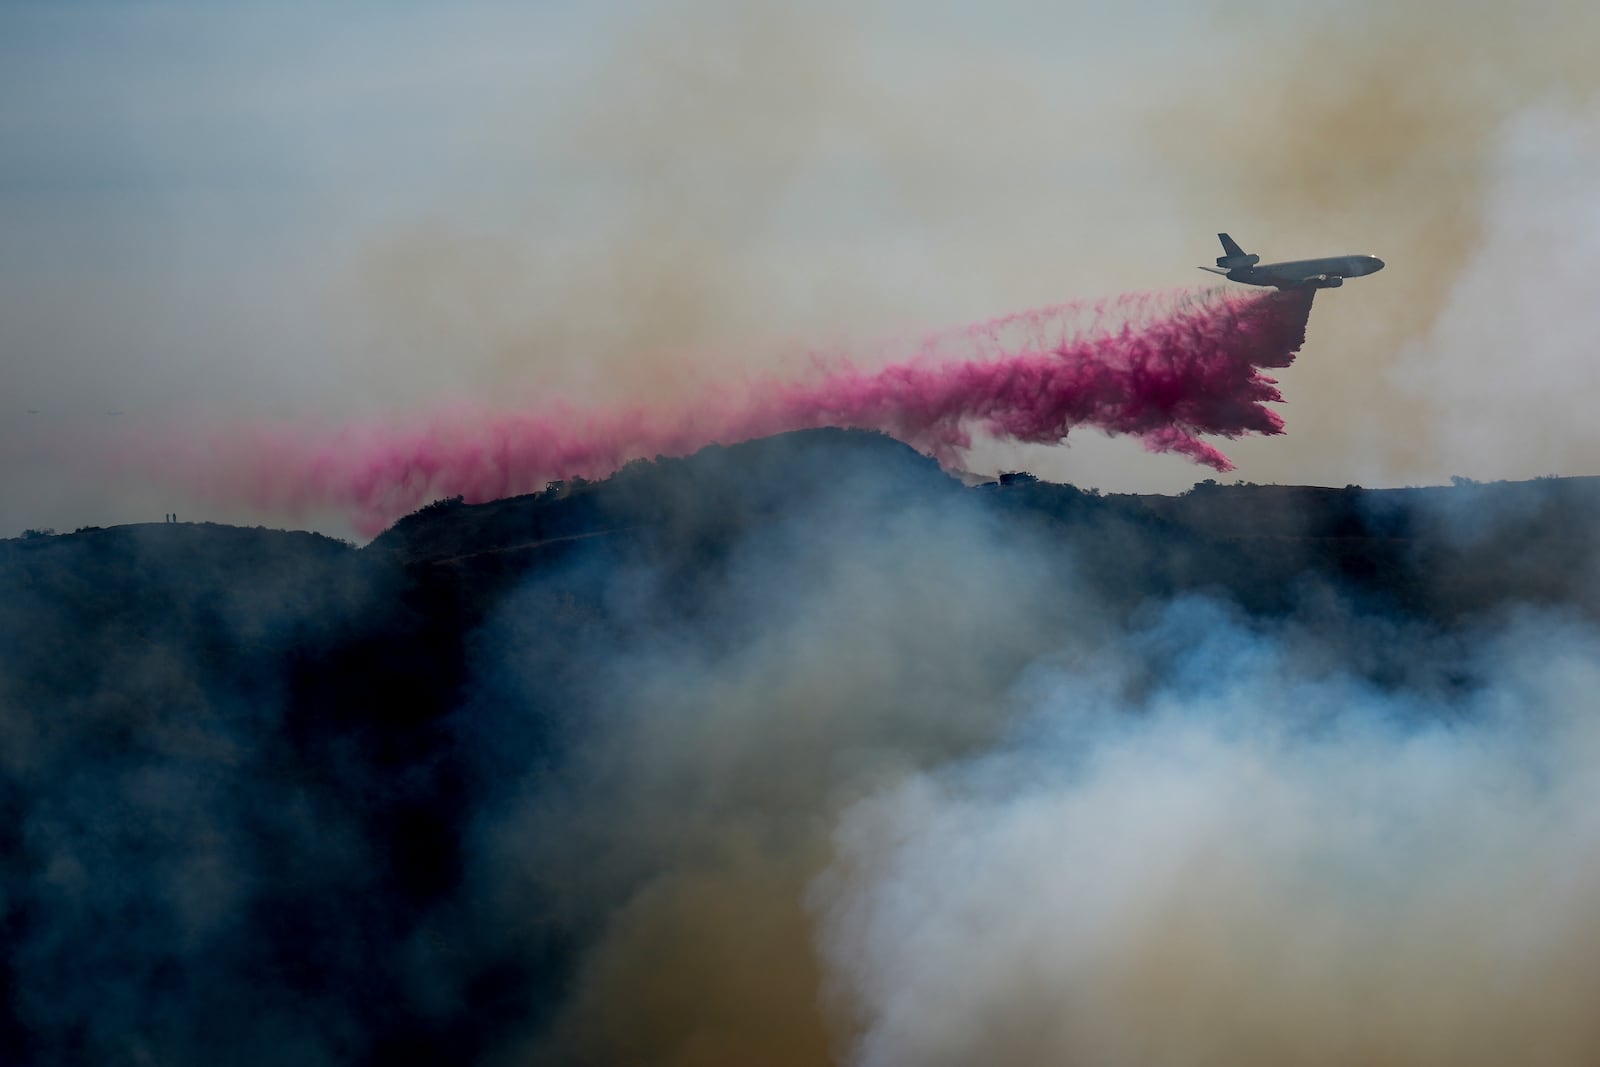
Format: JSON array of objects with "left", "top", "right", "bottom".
[
  {"left": 1317, "top": 275, "right": 1344, "bottom": 288},
  {"left": 1216, "top": 252, "right": 1260, "bottom": 268}
]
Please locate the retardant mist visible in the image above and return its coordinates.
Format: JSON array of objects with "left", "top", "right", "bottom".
[{"left": 136, "top": 286, "right": 1312, "bottom": 535}]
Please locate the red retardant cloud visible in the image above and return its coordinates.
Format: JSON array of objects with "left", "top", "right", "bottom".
[{"left": 154, "top": 286, "right": 1314, "bottom": 535}]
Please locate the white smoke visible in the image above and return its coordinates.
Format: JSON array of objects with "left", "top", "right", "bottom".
[
  {"left": 812, "top": 599, "right": 1600, "bottom": 1066},
  {"left": 1392, "top": 107, "right": 1600, "bottom": 482}
]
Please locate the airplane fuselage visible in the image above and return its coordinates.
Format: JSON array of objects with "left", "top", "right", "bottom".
[
  {"left": 1222, "top": 254, "right": 1385, "bottom": 290},
  {"left": 1200, "top": 235, "right": 1384, "bottom": 289}
]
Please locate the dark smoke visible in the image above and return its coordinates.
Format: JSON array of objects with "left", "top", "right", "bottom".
[{"left": 4, "top": 432, "right": 1600, "bottom": 1064}]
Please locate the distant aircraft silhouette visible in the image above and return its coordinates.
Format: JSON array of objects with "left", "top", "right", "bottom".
[{"left": 1198, "top": 233, "right": 1384, "bottom": 289}]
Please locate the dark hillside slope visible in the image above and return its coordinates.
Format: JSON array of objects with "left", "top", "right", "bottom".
[{"left": 3, "top": 429, "right": 1600, "bottom": 1063}]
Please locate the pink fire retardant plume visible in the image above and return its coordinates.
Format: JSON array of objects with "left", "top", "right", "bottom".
[{"left": 159, "top": 286, "right": 1314, "bottom": 535}]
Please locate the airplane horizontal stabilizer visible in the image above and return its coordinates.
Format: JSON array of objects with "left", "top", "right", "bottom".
[{"left": 1215, "top": 233, "right": 1260, "bottom": 269}]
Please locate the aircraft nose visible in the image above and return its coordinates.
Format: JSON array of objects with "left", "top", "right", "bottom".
[{"left": 1368, "top": 256, "right": 1385, "bottom": 273}]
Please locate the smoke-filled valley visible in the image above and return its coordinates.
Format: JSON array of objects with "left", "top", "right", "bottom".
[{"left": 6, "top": 428, "right": 1600, "bottom": 1065}]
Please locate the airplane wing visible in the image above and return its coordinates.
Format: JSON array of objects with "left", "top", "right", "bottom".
[{"left": 1277, "top": 273, "right": 1343, "bottom": 289}]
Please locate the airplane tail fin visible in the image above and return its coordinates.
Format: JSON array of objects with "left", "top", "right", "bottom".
[
  {"left": 1215, "top": 233, "right": 1260, "bottom": 269},
  {"left": 1197, "top": 266, "right": 1231, "bottom": 275}
]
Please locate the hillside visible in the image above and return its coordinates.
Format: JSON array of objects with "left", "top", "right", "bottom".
[{"left": 4, "top": 428, "right": 1600, "bottom": 1064}]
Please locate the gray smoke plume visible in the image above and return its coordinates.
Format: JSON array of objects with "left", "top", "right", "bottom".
[
  {"left": 427, "top": 444, "right": 1600, "bottom": 1064},
  {"left": 812, "top": 599, "right": 1600, "bottom": 1066}
]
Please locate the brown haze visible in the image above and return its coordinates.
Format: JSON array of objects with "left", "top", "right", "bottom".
[
  {"left": 353, "top": 0, "right": 1600, "bottom": 501},
  {"left": 9, "top": 1, "right": 1600, "bottom": 535},
  {"left": 1150, "top": 2, "right": 1600, "bottom": 482},
  {"left": 344, "top": 3, "right": 1600, "bottom": 1063},
  {"left": 357, "top": 1, "right": 882, "bottom": 409}
]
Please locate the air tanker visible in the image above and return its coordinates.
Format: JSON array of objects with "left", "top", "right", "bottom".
[{"left": 1199, "top": 233, "right": 1384, "bottom": 289}]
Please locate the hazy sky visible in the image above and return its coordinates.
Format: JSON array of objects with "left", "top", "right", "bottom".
[{"left": 4, "top": 0, "right": 1598, "bottom": 537}]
